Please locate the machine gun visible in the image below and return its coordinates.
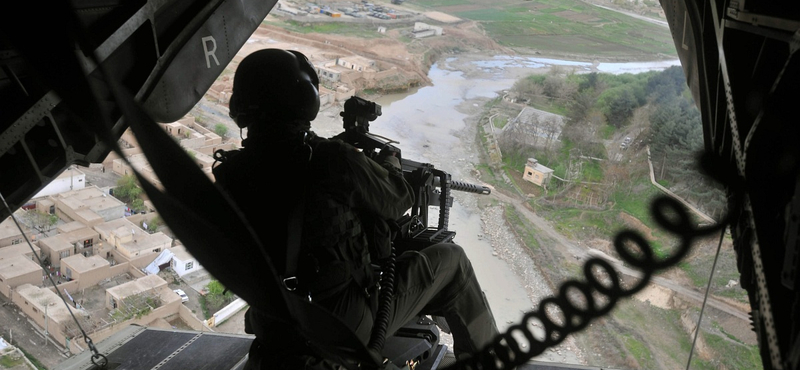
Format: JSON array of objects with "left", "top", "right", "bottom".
[
  {"left": 337, "top": 96, "right": 491, "bottom": 252},
  {"left": 335, "top": 96, "right": 491, "bottom": 369}
]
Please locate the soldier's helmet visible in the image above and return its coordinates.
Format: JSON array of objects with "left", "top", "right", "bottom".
[{"left": 228, "top": 49, "right": 320, "bottom": 129}]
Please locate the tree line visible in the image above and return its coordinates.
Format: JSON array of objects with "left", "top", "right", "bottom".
[{"left": 508, "top": 66, "right": 725, "bottom": 218}]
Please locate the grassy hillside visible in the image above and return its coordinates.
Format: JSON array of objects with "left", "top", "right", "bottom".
[{"left": 419, "top": 0, "right": 676, "bottom": 57}]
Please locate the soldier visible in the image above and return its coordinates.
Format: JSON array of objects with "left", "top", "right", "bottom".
[{"left": 212, "top": 48, "right": 498, "bottom": 369}]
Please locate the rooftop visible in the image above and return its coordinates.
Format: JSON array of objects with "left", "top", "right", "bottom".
[
  {"left": 0, "top": 216, "right": 25, "bottom": 241},
  {"left": 0, "top": 254, "right": 40, "bottom": 280},
  {"left": 61, "top": 226, "right": 99, "bottom": 243},
  {"left": 57, "top": 221, "right": 88, "bottom": 234},
  {"left": 94, "top": 218, "right": 137, "bottom": 238},
  {"left": 52, "top": 186, "right": 125, "bottom": 215},
  {"left": 74, "top": 209, "right": 104, "bottom": 224},
  {"left": 514, "top": 107, "right": 565, "bottom": 131},
  {"left": 16, "top": 284, "right": 84, "bottom": 324},
  {"left": 106, "top": 274, "right": 167, "bottom": 299},
  {"left": 339, "top": 55, "right": 376, "bottom": 66},
  {"left": 61, "top": 254, "right": 109, "bottom": 273},
  {"left": 0, "top": 243, "right": 41, "bottom": 259},
  {"left": 121, "top": 233, "right": 170, "bottom": 254},
  {"left": 170, "top": 245, "right": 196, "bottom": 262},
  {"left": 114, "top": 154, "right": 161, "bottom": 187},
  {"left": 39, "top": 235, "right": 74, "bottom": 252},
  {"left": 526, "top": 158, "right": 554, "bottom": 174}
]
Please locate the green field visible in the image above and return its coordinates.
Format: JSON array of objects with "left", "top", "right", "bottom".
[
  {"left": 421, "top": 0, "right": 676, "bottom": 57},
  {"left": 270, "top": 20, "right": 387, "bottom": 38}
]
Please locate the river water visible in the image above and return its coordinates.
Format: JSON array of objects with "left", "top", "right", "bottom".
[{"left": 314, "top": 54, "right": 681, "bottom": 365}]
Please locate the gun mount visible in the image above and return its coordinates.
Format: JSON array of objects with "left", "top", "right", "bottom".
[
  {"left": 335, "top": 96, "right": 493, "bottom": 369},
  {"left": 338, "top": 96, "right": 491, "bottom": 252}
]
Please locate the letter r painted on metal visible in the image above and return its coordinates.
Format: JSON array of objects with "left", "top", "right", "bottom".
[{"left": 202, "top": 36, "right": 220, "bottom": 69}]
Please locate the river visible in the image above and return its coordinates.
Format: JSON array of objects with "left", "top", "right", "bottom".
[{"left": 312, "top": 53, "right": 682, "bottom": 365}]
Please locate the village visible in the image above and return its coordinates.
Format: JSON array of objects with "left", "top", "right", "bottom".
[
  {"left": 0, "top": 63, "right": 567, "bottom": 370},
  {"left": 0, "top": 0, "right": 744, "bottom": 368},
  {"left": 0, "top": 113, "right": 259, "bottom": 368},
  {"left": 0, "top": 10, "right": 488, "bottom": 366}
]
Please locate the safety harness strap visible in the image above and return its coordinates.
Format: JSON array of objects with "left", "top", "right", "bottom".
[{"left": 283, "top": 133, "right": 313, "bottom": 293}]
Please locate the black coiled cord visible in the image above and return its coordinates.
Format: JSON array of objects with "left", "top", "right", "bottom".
[
  {"left": 369, "top": 247, "right": 397, "bottom": 352},
  {"left": 445, "top": 196, "right": 729, "bottom": 370}
]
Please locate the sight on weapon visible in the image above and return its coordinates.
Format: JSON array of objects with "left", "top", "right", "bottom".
[
  {"left": 336, "top": 96, "right": 491, "bottom": 252},
  {"left": 338, "top": 96, "right": 399, "bottom": 159},
  {"left": 341, "top": 95, "right": 382, "bottom": 133}
]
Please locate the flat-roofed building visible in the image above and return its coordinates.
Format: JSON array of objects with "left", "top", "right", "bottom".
[
  {"left": 32, "top": 167, "right": 87, "bottom": 198},
  {"left": 37, "top": 235, "right": 75, "bottom": 268},
  {"left": 0, "top": 254, "right": 42, "bottom": 298},
  {"left": 36, "top": 222, "right": 99, "bottom": 268},
  {"left": 60, "top": 254, "right": 111, "bottom": 290},
  {"left": 316, "top": 64, "right": 342, "bottom": 83},
  {"left": 522, "top": 158, "right": 555, "bottom": 188},
  {"left": 49, "top": 186, "right": 126, "bottom": 226},
  {"left": 95, "top": 218, "right": 172, "bottom": 268},
  {"left": 413, "top": 22, "right": 444, "bottom": 38},
  {"left": 114, "top": 123, "right": 225, "bottom": 184},
  {"left": 12, "top": 284, "right": 89, "bottom": 349},
  {"left": 35, "top": 198, "right": 55, "bottom": 215},
  {"left": 59, "top": 223, "right": 101, "bottom": 258},
  {"left": 336, "top": 56, "right": 377, "bottom": 72},
  {"left": 0, "top": 243, "right": 40, "bottom": 261},
  {"left": 170, "top": 245, "right": 203, "bottom": 277},
  {"left": 0, "top": 217, "right": 30, "bottom": 248},
  {"left": 162, "top": 122, "right": 206, "bottom": 149},
  {"left": 57, "top": 221, "right": 87, "bottom": 234},
  {"left": 105, "top": 274, "right": 177, "bottom": 310}
]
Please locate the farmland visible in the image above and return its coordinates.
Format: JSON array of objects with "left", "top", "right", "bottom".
[{"left": 417, "top": 0, "right": 676, "bottom": 58}]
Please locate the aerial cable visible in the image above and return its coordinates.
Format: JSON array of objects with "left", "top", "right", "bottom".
[
  {"left": 0, "top": 191, "right": 108, "bottom": 368},
  {"left": 442, "top": 195, "right": 729, "bottom": 370},
  {"left": 685, "top": 225, "right": 728, "bottom": 370}
]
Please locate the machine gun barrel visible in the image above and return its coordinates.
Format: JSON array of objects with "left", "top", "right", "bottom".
[{"left": 451, "top": 180, "right": 490, "bottom": 195}]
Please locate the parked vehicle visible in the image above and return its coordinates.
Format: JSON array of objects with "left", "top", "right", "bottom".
[{"left": 174, "top": 289, "right": 189, "bottom": 303}]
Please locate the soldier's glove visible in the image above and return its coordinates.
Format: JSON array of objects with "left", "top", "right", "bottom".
[{"left": 377, "top": 146, "right": 401, "bottom": 170}]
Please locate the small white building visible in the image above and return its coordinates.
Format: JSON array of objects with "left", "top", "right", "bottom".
[
  {"left": 413, "top": 22, "right": 444, "bottom": 38},
  {"left": 316, "top": 65, "right": 342, "bottom": 83},
  {"left": 33, "top": 167, "right": 86, "bottom": 198},
  {"left": 522, "top": 158, "right": 554, "bottom": 188},
  {"left": 336, "top": 56, "right": 377, "bottom": 72},
  {"left": 170, "top": 245, "right": 203, "bottom": 277}
]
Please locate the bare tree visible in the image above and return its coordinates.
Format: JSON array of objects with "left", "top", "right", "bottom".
[{"left": 541, "top": 116, "right": 562, "bottom": 151}]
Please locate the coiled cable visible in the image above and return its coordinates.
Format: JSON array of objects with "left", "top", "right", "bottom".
[
  {"left": 444, "top": 196, "right": 729, "bottom": 370},
  {"left": 369, "top": 247, "right": 397, "bottom": 352}
]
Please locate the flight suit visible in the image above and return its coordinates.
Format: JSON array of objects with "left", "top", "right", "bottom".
[{"left": 213, "top": 130, "right": 498, "bottom": 368}]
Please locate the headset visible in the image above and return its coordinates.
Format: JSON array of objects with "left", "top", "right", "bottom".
[{"left": 228, "top": 49, "right": 321, "bottom": 129}]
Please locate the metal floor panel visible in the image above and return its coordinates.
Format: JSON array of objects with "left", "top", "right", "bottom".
[
  {"left": 106, "top": 331, "right": 200, "bottom": 369},
  {"left": 158, "top": 333, "right": 252, "bottom": 370},
  {"left": 54, "top": 326, "right": 254, "bottom": 370}
]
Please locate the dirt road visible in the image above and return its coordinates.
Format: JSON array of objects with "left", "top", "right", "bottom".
[
  {"left": 490, "top": 190, "right": 750, "bottom": 322},
  {"left": 585, "top": 2, "right": 670, "bottom": 28},
  {"left": 0, "top": 295, "right": 70, "bottom": 368}
]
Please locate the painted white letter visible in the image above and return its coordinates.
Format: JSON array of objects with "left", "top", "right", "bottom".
[{"left": 202, "top": 36, "right": 220, "bottom": 68}]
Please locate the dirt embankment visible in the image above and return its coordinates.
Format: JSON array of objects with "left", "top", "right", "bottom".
[
  {"left": 258, "top": 25, "right": 424, "bottom": 76},
  {"left": 256, "top": 20, "right": 511, "bottom": 88}
]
